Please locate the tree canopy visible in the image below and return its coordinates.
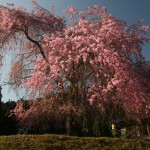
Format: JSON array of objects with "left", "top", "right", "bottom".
[{"left": 0, "top": 2, "right": 150, "bottom": 135}]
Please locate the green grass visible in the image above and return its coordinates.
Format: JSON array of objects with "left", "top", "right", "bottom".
[{"left": 0, "top": 134, "right": 150, "bottom": 150}]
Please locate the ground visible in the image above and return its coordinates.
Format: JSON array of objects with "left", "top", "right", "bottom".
[{"left": 0, "top": 134, "right": 150, "bottom": 150}]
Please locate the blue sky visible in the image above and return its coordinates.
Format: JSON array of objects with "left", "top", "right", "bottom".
[{"left": 0, "top": 0, "right": 150, "bottom": 102}]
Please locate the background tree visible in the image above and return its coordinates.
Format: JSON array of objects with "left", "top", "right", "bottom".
[{"left": 0, "top": 100, "right": 17, "bottom": 135}]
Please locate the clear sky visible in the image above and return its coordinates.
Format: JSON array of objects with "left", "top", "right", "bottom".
[{"left": 0, "top": 0, "right": 150, "bottom": 102}]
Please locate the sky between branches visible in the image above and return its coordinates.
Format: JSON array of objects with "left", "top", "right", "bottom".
[{"left": 0, "top": 0, "right": 150, "bottom": 102}]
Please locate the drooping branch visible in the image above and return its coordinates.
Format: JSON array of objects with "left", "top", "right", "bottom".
[{"left": 24, "top": 28, "right": 47, "bottom": 60}]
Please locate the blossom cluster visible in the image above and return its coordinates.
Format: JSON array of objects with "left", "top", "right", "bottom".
[{"left": 25, "top": 6, "right": 150, "bottom": 113}]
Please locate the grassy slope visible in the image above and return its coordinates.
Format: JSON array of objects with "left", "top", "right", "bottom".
[{"left": 0, "top": 134, "right": 150, "bottom": 150}]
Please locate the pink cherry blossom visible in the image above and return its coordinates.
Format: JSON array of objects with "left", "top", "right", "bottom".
[{"left": 0, "top": 3, "right": 149, "bottom": 118}]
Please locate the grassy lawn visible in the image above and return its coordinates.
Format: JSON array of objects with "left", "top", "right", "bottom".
[{"left": 0, "top": 134, "right": 150, "bottom": 150}]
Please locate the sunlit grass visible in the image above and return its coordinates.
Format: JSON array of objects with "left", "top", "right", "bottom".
[{"left": 0, "top": 134, "right": 150, "bottom": 150}]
